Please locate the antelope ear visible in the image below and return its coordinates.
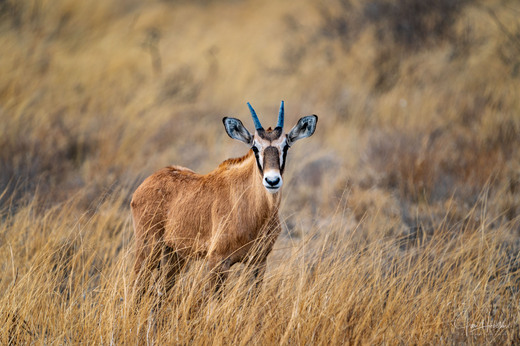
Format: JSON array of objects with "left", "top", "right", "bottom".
[
  {"left": 223, "top": 117, "right": 253, "bottom": 146},
  {"left": 287, "top": 115, "right": 318, "bottom": 146}
]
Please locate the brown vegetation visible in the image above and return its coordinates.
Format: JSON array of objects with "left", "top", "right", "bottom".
[{"left": 1, "top": 0, "right": 519, "bottom": 343}]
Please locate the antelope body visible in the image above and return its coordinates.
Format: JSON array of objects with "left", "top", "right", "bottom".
[{"left": 131, "top": 102, "right": 317, "bottom": 299}]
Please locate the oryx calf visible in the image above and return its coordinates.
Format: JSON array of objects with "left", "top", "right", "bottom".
[{"left": 131, "top": 101, "right": 317, "bottom": 300}]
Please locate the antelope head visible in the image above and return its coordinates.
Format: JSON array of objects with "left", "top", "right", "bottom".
[{"left": 223, "top": 101, "right": 318, "bottom": 194}]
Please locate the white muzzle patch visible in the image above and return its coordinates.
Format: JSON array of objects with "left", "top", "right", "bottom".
[{"left": 263, "top": 169, "right": 283, "bottom": 193}]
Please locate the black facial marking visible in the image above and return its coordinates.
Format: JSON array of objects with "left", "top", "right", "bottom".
[
  {"left": 280, "top": 143, "right": 289, "bottom": 173},
  {"left": 257, "top": 127, "right": 283, "bottom": 141},
  {"left": 252, "top": 145, "right": 263, "bottom": 174}
]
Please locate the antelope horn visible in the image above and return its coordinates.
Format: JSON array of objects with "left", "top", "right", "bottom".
[
  {"left": 247, "top": 102, "right": 263, "bottom": 130},
  {"left": 277, "top": 100, "right": 284, "bottom": 128}
]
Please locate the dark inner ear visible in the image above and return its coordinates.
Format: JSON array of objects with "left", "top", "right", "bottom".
[
  {"left": 288, "top": 115, "right": 318, "bottom": 144},
  {"left": 223, "top": 117, "right": 253, "bottom": 145}
]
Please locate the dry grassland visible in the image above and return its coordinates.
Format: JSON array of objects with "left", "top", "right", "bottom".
[{"left": 1, "top": 0, "right": 520, "bottom": 343}]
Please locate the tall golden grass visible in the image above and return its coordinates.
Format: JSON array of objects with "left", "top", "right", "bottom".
[
  {"left": 1, "top": 189, "right": 518, "bottom": 343},
  {"left": 1, "top": 0, "right": 519, "bottom": 343}
]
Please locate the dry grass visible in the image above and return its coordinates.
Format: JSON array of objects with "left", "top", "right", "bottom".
[
  {"left": 1, "top": 190, "right": 519, "bottom": 344},
  {"left": 1, "top": 0, "right": 520, "bottom": 343}
]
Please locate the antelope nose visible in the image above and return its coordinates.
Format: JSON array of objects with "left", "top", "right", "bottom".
[{"left": 265, "top": 176, "right": 280, "bottom": 187}]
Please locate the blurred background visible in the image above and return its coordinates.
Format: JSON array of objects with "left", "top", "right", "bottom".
[{"left": 1, "top": 0, "right": 519, "bottom": 238}]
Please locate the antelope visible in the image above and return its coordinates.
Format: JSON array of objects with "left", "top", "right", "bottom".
[{"left": 131, "top": 101, "right": 318, "bottom": 301}]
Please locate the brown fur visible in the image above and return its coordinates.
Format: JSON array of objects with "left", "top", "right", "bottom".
[{"left": 131, "top": 149, "right": 282, "bottom": 300}]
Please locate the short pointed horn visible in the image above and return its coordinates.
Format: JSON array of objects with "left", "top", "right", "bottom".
[
  {"left": 277, "top": 100, "right": 284, "bottom": 128},
  {"left": 247, "top": 102, "right": 263, "bottom": 130}
]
